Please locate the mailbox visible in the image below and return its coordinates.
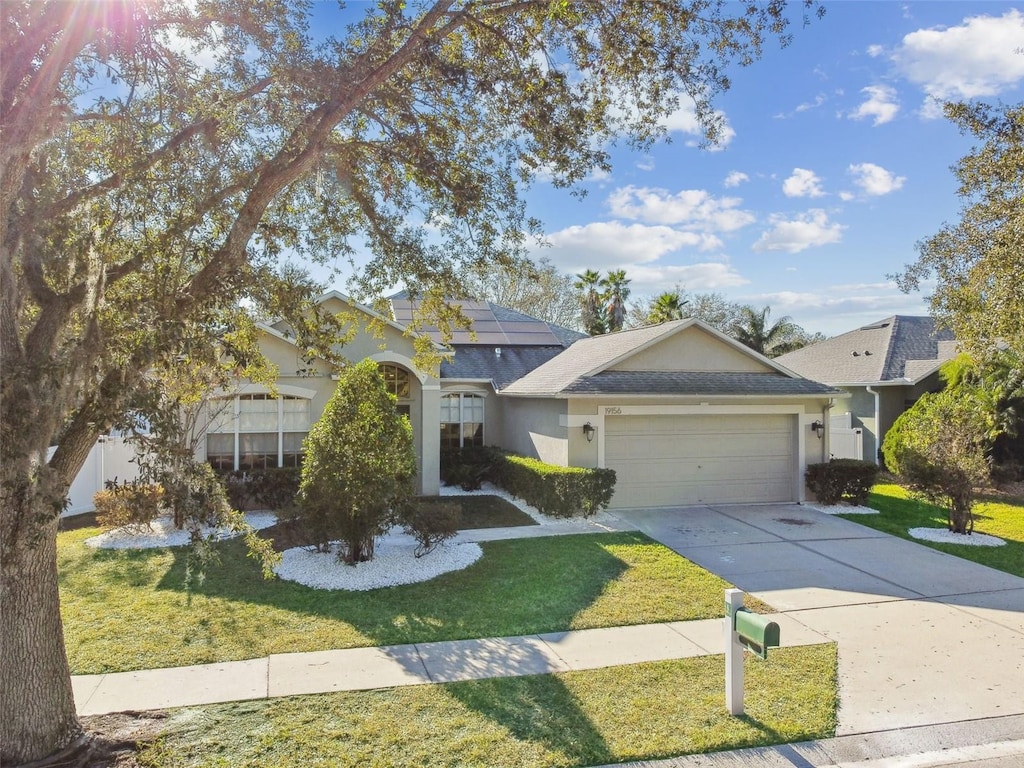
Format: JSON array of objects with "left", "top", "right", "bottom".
[{"left": 732, "top": 608, "right": 780, "bottom": 660}]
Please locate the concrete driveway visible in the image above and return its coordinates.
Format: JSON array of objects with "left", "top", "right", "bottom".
[{"left": 608, "top": 504, "right": 1024, "bottom": 737}]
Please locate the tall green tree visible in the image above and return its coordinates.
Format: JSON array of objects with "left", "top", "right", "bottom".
[
  {"left": 647, "top": 290, "right": 689, "bottom": 324},
  {"left": 882, "top": 389, "right": 991, "bottom": 534},
  {"left": 297, "top": 360, "right": 416, "bottom": 564},
  {"left": 574, "top": 269, "right": 606, "bottom": 335},
  {"left": 897, "top": 101, "right": 1024, "bottom": 360},
  {"left": 729, "top": 305, "right": 801, "bottom": 356},
  {"left": 0, "top": 0, "right": 820, "bottom": 761},
  {"left": 601, "top": 269, "right": 632, "bottom": 332}
]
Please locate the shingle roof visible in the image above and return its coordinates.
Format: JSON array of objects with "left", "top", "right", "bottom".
[
  {"left": 774, "top": 316, "right": 957, "bottom": 385},
  {"left": 440, "top": 345, "right": 568, "bottom": 388},
  {"left": 500, "top": 320, "right": 691, "bottom": 396},
  {"left": 561, "top": 371, "right": 842, "bottom": 396}
]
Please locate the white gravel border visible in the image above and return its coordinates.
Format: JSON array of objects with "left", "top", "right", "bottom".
[
  {"left": 804, "top": 502, "right": 879, "bottom": 516},
  {"left": 84, "top": 512, "right": 277, "bottom": 550},
  {"left": 909, "top": 527, "right": 1006, "bottom": 547},
  {"left": 274, "top": 532, "right": 483, "bottom": 591}
]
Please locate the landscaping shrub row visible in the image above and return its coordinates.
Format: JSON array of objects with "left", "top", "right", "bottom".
[
  {"left": 805, "top": 459, "right": 879, "bottom": 505},
  {"left": 442, "top": 446, "right": 616, "bottom": 518},
  {"left": 221, "top": 467, "right": 302, "bottom": 511}
]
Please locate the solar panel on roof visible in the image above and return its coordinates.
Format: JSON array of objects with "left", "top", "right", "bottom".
[{"left": 389, "top": 296, "right": 563, "bottom": 346}]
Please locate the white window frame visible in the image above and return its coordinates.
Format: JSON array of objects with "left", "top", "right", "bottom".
[
  {"left": 207, "top": 393, "right": 312, "bottom": 471},
  {"left": 440, "top": 392, "right": 485, "bottom": 449}
]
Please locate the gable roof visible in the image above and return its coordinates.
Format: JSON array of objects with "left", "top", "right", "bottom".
[
  {"left": 500, "top": 318, "right": 838, "bottom": 397},
  {"left": 774, "top": 315, "right": 957, "bottom": 386}
]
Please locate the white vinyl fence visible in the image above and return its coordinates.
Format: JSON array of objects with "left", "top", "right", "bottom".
[
  {"left": 829, "top": 412, "right": 864, "bottom": 461},
  {"left": 50, "top": 436, "right": 143, "bottom": 516}
]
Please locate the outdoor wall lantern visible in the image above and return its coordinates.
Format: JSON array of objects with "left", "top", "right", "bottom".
[
  {"left": 583, "top": 422, "right": 596, "bottom": 443},
  {"left": 810, "top": 420, "right": 825, "bottom": 440}
]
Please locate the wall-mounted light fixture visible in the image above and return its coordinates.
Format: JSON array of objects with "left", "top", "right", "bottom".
[
  {"left": 810, "top": 420, "right": 825, "bottom": 440},
  {"left": 582, "top": 422, "right": 596, "bottom": 443}
]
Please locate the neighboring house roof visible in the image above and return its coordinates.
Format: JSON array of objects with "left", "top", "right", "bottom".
[
  {"left": 500, "top": 318, "right": 836, "bottom": 397},
  {"left": 774, "top": 316, "right": 957, "bottom": 386}
]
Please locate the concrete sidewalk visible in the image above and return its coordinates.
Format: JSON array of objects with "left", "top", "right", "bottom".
[{"left": 72, "top": 613, "right": 828, "bottom": 715}]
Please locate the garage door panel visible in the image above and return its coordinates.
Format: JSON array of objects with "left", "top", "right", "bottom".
[{"left": 606, "top": 414, "right": 795, "bottom": 509}]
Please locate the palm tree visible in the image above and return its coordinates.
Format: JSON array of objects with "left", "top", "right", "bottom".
[
  {"left": 574, "top": 269, "right": 605, "bottom": 335},
  {"left": 601, "top": 269, "right": 631, "bottom": 332},
  {"left": 647, "top": 290, "right": 688, "bottom": 324},
  {"left": 730, "top": 305, "right": 800, "bottom": 356}
]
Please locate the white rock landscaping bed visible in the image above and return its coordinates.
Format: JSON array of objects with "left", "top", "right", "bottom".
[
  {"left": 84, "top": 512, "right": 277, "bottom": 550},
  {"left": 908, "top": 527, "right": 1006, "bottom": 547},
  {"left": 804, "top": 502, "right": 879, "bottom": 516},
  {"left": 274, "top": 533, "right": 484, "bottom": 591},
  {"left": 441, "top": 481, "right": 619, "bottom": 527}
]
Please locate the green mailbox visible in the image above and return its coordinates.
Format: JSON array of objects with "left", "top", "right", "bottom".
[{"left": 732, "top": 609, "right": 780, "bottom": 660}]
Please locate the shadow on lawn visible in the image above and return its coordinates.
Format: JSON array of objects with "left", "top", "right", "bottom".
[
  {"left": 150, "top": 532, "right": 634, "bottom": 648},
  {"left": 447, "top": 674, "right": 615, "bottom": 765}
]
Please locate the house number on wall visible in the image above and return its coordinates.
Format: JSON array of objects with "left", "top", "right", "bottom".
[{"left": 604, "top": 407, "right": 622, "bottom": 415}]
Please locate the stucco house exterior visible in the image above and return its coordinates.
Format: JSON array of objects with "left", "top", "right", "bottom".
[
  {"left": 198, "top": 291, "right": 842, "bottom": 509},
  {"left": 775, "top": 316, "right": 957, "bottom": 464}
]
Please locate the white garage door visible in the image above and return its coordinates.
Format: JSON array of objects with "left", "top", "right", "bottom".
[{"left": 604, "top": 414, "right": 795, "bottom": 509}]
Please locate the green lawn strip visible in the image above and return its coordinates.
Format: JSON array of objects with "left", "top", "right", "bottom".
[
  {"left": 60, "top": 529, "right": 766, "bottom": 675},
  {"left": 136, "top": 644, "right": 837, "bottom": 768},
  {"left": 847, "top": 484, "right": 1024, "bottom": 578},
  {"left": 421, "top": 494, "right": 539, "bottom": 529}
]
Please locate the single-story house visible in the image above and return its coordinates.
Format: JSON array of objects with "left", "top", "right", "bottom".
[
  {"left": 198, "top": 291, "right": 843, "bottom": 509},
  {"left": 775, "top": 316, "right": 957, "bottom": 464}
]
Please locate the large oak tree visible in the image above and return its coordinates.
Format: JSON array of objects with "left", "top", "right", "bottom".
[
  {"left": 898, "top": 101, "right": 1024, "bottom": 360},
  {"left": 0, "top": 0, "right": 819, "bottom": 761}
]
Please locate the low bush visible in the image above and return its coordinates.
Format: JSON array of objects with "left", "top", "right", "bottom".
[
  {"left": 440, "top": 446, "right": 499, "bottom": 490},
  {"left": 493, "top": 453, "right": 616, "bottom": 518},
  {"left": 219, "top": 468, "right": 301, "bottom": 512},
  {"left": 400, "top": 500, "right": 459, "bottom": 557},
  {"left": 94, "top": 482, "right": 165, "bottom": 530},
  {"left": 805, "top": 459, "right": 880, "bottom": 505}
]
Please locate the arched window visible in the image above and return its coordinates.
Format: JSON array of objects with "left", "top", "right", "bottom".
[
  {"left": 206, "top": 394, "right": 311, "bottom": 471},
  {"left": 440, "top": 393, "right": 484, "bottom": 449},
  {"left": 379, "top": 363, "right": 412, "bottom": 417}
]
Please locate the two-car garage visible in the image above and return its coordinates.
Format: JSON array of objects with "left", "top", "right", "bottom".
[{"left": 603, "top": 413, "right": 797, "bottom": 509}]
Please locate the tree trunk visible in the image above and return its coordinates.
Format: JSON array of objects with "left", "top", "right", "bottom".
[{"left": 1, "top": 512, "right": 83, "bottom": 764}]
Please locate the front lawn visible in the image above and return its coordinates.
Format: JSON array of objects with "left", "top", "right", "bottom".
[
  {"left": 135, "top": 645, "right": 837, "bottom": 768},
  {"left": 59, "top": 528, "right": 761, "bottom": 674},
  {"left": 846, "top": 484, "right": 1024, "bottom": 578}
]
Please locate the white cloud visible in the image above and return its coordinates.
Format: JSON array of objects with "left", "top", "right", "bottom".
[
  {"left": 636, "top": 157, "right": 655, "bottom": 172},
  {"left": 753, "top": 209, "right": 845, "bottom": 254},
  {"left": 848, "top": 163, "right": 906, "bottom": 196},
  {"left": 544, "top": 222, "right": 720, "bottom": 271},
  {"left": 891, "top": 10, "right": 1024, "bottom": 111},
  {"left": 606, "top": 185, "right": 755, "bottom": 233},
  {"left": 866, "top": 44, "right": 886, "bottom": 58},
  {"left": 627, "top": 262, "right": 749, "bottom": 295},
  {"left": 838, "top": 191, "right": 856, "bottom": 202},
  {"left": 723, "top": 171, "right": 749, "bottom": 188},
  {"left": 796, "top": 93, "right": 827, "bottom": 112},
  {"left": 782, "top": 168, "right": 826, "bottom": 198},
  {"left": 849, "top": 85, "right": 900, "bottom": 126}
]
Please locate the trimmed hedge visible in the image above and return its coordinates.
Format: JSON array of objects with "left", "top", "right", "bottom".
[
  {"left": 220, "top": 467, "right": 301, "bottom": 512},
  {"left": 805, "top": 459, "right": 880, "bottom": 506},
  {"left": 493, "top": 453, "right": 616, "bottom": 518}
]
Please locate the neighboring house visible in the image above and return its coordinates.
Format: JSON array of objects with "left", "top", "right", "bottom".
[
  {"left": 775, "top": 316, "right": 957, "bottom": 464},
  {"left": 198, "top": 291, "right": 842, "bottom": 510}
]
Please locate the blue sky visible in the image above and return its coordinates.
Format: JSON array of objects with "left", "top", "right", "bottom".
[
  {"left": 519, "top": 2, "right": 1024, "bottom": 336},
  {"left": 308, "top": 2, "right": 1024, "bottom": 337}
]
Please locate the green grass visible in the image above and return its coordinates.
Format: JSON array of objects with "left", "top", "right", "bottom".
[
  {"left": 59, "top": 528, "right": 759, "bottom": 675},
  {"left": 420, "top": 494, "right": 539, "bottom": 529},
  {"left": 844, "top": 484, "right": 1024, "bottom": 578},
  {"left": 137, "top": 645, "right": 837, "bottom": 768}
]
